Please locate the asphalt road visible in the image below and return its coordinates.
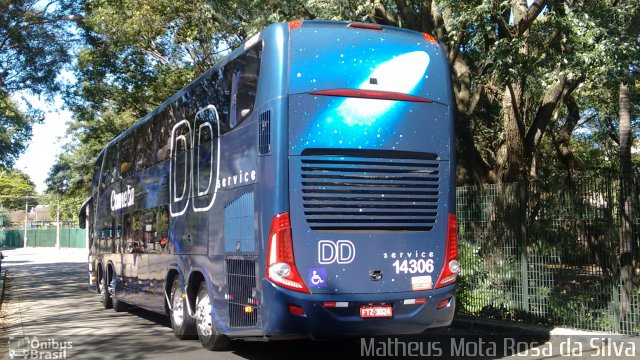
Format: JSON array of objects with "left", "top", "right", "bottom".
[{"left": 1, "top": 248, "right": 635, "bottom": 360}]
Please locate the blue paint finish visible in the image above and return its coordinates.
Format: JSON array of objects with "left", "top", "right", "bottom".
[
  {"left": 261, "top": 280, "right": 456, "bottom": 336},
  {"left": 284, "top": 21, "right": 454, "bottom": 298}
]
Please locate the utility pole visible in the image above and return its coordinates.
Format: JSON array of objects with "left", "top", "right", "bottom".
[
  {"left": 23, "top": 197, "right": 28, "bottom": 248},
  {"left": 56, "top": 196, "right": 61, "bottom": 249}
]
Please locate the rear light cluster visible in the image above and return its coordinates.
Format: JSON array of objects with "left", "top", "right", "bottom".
[
  {"left": 288, "top": 20, "right": 303, "bottom": 31},
  {"left": 309, "top": 89, "right": 432, "bottom": 103},
  {"left": 348, "top": 22, "right": 383, "bottom": 31},
  {"left": 422, "top": 32, "right": 438, "bottom": 44},
  {"left": 435, "top": 213, "right": 459, "bottom": 288},
  {"left": 266, "top": 212, "right": 310, "bottom": 293}
]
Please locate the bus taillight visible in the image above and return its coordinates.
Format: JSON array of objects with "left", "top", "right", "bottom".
[
  {"left": 435, "top": 213, "right": 459, "bottom": 288},
  {"left": 289, "top": 20, "right": 303, "bottom": 31},
  {"left": 266, "top": 212, "right": 310, "bottom": 293},
  {"left": 422, "top": 32, "right": 438, "bottom": 45},
  {"left": 347, "top": 22, "right": 383, "bottom": 31}
]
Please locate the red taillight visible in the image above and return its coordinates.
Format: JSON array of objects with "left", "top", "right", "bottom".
[
  {"left": 289, "top": 20, "right": 303, "bottom": 31},
  {"left": 422, "top": 32, "right": 438, "bottom": 45},
  {"left": 437, "top": 298, "right": 452, "bottom": 309},
  {"left": 288, "top": 304, "right": 305, "bottom": 316},
  {"left": 348, "top": 22, "right": 383, "bottom": 31},
  {"left": 309, "top": 89, "right": 432, "bottom": 103},
  {"left": 435, "top": 213, "right": 459, "bottom": 288},
  {"left": 266, "top": 212, "right": 309, "bottom": 293}
]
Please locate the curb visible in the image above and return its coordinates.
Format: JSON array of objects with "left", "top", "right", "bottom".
[
  {"left": 452, "top": 316, "right": 553, "bottom": 336},
  {"left": 0, "top": 269, "right": 5, "bottom": 309},
  {"left": 452, "top": 316, "right": 617, "bottom": 338}
]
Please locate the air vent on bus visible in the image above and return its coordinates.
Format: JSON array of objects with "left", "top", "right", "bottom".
[
  {"left": 226, "top": 258, "right": 259, "bottom": 328},
  {"left": 300, "top": 149, "right": 440, "bottom": 232},
  {"left": 224, "top": 192, "right": 256, "bottom": 253},
  {"left": 258, "top": 110, "right": 271, "bottom": 155}
]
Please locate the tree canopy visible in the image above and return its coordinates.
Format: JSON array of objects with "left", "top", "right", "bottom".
[
  {"left": 35, "top": 0, "right": 638, "bottom": 197},
  {"left": 0, "top": 0, "right": 81, "bottom": 169},
  {"left": 0, "top": 168, "right": 37, "bottom": 210}
]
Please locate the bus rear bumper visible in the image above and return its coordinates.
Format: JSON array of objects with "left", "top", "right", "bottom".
[{"left": 261, "top": 282, "right": 456, "bottom": 337}]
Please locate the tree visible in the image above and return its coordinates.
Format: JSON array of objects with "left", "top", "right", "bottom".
[
  {"left": 0, "top": 0, "right": 82, "bottom": 169},
  {"left": 611, "top": 0, "right": 640, "bottom": 328},
  {"left": 0, "top": 169, "right": 37, "bottom": 210},
  {"left": 0, "top": 96, "right": 33, "bottom": 169},
  {"left": 51, "top": 0, "right": 638, "bottom": 193}
]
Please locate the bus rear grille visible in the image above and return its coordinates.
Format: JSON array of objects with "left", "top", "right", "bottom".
[
  {"left": 300, "top": 149, "right": 440, "bottom": 232},
  {"left": 226, "top": 258, "right": 259, "bottom": 328}
]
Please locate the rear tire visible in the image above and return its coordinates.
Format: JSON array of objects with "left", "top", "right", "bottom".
[
  {"left": 112, "top": 278, "right": 129, "bottom": 313},
  {"left": 100, "top": 271, "right": 112, "bottom": 309},
  {"left": 169, "top": 278, "right": 196, "bottom": 339},
  {"left": 195, "top": 282, "right": 230, "bottom": 350}
]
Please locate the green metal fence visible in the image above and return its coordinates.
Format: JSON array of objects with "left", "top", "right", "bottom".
[
  {"left": 456, "top": 174, "right": 639, "bottom": 335},
  {"left": 0, "top": 228, "right": 86, "bottom": 248}
]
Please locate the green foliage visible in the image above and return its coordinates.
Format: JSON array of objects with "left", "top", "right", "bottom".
[
  {"left": 39, "top": 192, "right": 84, "bottom": 222},
  {"left": 0, "top": 0, "right": 79, "bottom": 95},
  {"left": 0, "top": 169, "right": 37, "bottom": 210},
  {"left": 52, "top": 0, "right": 371, "bottom": 196},
  {"left": 0, "top": 97, "right": 34, "bottom": 169},
  {"left": 47, "top": 0, "right": 639, "bottom": 192},
  {"left": 0, "top": 0, "right": 80, "bottom": 170}
]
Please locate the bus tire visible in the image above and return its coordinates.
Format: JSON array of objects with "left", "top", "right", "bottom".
[
  {"left": 195, "top": 282, "right": 229, "bottom": 351},
  {"left": 100, "top": 273, "right": 113, "bottom": 309},
  {"left": 169, "top": 278, "right": 196, "bottom": 339},
  {"left": 112, "top": 291, "right": 129, "bottom": 313}
]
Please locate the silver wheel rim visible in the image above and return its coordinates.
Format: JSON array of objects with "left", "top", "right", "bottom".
[
  {"left": 100, "top": 278, "right": 108, "bottom": 300},
  {"left": 196, "top": 292, "right": 212, "bottom": 338},
  {"left": 108, "top": 278, "right": 115, "bottom": 297},
  {"left": 172, "top": 288, "right": 184, "bottom": 328}
]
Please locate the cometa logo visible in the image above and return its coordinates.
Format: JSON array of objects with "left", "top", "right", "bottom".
[{"left": 111, "top": 185, "right": 135, "bottom": 211}]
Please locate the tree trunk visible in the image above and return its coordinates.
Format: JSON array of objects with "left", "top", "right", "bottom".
[
  {"left": 500, "top": 83, "right": 526, "bottom": 183},
  {"left": 618, "top": 81, "right": 634, "bottom": 328}
]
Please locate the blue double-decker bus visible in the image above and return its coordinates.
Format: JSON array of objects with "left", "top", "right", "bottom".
[{"left": 80, "top": 20, "right": 458, "bottom": 350}]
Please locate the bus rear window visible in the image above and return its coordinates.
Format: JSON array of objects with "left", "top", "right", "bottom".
[{"left": 289, "top": 24, "right": 450, "bottom": 105}]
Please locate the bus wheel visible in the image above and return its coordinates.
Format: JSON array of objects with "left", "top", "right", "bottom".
[
  {"left": 195, "top": 282, "right": 229, "bottom": 350},
  {"left": 169, "top": 278, "right": 196, "bottom": 339},
  {"left": 112, "top": 280, "right": 128, "bottom": 313},
  {"left": 100, "top": 273, "right": 113, "bottom": 309}
]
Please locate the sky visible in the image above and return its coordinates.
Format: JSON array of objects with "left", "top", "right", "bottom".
[{"left": 14, "top": 94, "right": 71, "bottom": 194}]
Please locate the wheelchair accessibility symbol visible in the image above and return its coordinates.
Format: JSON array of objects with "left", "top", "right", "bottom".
[{"left": 308, "top": 268, "right": 327, "bottom": 288}]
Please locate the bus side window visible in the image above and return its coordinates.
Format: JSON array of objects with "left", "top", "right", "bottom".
[
  {"left": 143, "top": 209, "right": 157, "bottom": 254},
  {"left": 155, "top": 108, "right": 173, "bottom": 163},
  {"left": 102, "top": 145, "right": 119, "bottom": 189},
  {"left": 226, "top": 43, "right": 262, "bottom": 128},
  {"left": 155, "top": 205, "right": 170, "bottom": 252},
  {"left": 123, "top": 213, "right": 134, "bottom": 253},
  {"left": 100, "top": 218, "right": 114, "bottom": 253},
  {"left": 135, "top": 123, "right": 153, "bottom": 170},
  {"left": 92, "top": 153, "right": 104, "bottom": 194},
  {"left": 120, "top": 135, "right": 136, "bottom": 178}
]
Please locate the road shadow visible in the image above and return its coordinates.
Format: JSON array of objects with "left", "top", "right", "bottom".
[
  {"left": 226, "top": 329, "right": 551, "bottom": 360},
  {"left": 0, "top": 261, "right": 553, "bottom": 360}
]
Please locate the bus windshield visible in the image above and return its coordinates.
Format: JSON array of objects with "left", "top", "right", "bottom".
[{"left": 289, "top": 21, "right": 451, "bottom": 105}]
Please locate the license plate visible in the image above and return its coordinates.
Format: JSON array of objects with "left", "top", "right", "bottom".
[{"left": 360, "top": 304, "right": 393, "bottom": 318}]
